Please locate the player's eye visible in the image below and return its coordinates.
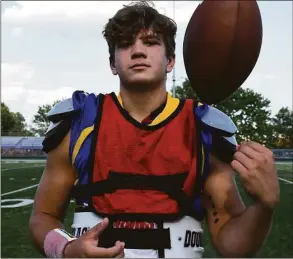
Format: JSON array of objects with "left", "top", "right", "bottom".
[
  {"left": 144, "top": 40, "right": 160, "bottom": 46},
  {"left": 118, "top": 40, "right": 132, "bottom": 48}
]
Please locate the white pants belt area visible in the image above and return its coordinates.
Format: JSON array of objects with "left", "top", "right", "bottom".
[{"left": 72, "top": 212, "right": 204, "bottom": 258}]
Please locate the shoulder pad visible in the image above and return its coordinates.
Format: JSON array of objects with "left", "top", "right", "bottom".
[
  {"left": 224, "top": 136, "right": 237, "bottom": 146},
  {"left": 198, "top": 105, "right": 237, "bottom": 136},
  {"left": 47, "top": 98, "right": 75, "bottom": 123},
  {"left": 44, "top": 98, "right": 74, "bottom": 151}
]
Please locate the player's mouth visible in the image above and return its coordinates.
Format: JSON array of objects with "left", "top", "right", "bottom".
[{"left": 129, "top": 63, "right": 150, "bottom": 69}]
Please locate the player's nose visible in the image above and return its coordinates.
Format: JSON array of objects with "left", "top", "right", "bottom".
[{"left": 130, "top": 41, "right": 147, "bottom": 60}]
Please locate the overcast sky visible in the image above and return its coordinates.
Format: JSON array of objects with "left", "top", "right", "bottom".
[{"left": 1, "top": 1, "right": 292, "bottom": 125}]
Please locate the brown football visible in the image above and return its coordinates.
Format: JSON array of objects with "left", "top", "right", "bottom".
[{"left": 183, "top": 0, "right": 263, "bottom": 104}]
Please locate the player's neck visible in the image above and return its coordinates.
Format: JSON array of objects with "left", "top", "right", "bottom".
[{"left": 119, "top": 85, "right": 167, "bottom": 123}]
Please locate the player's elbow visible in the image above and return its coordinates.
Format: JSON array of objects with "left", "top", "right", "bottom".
[
  {"left": 29, "top": 211, "right": 58, "bottom": 235},
  {"left": 28, "top": 212, "right": 43, "bottom": 244},
  {"left": 28, "top": 213, "right": 43, "bottom": 253},
  {"left": 28, "top": 213, "right": 38, "bottom": 234},
  {"left": 28, "top": 212, "right": 61, "bottom": 255}
]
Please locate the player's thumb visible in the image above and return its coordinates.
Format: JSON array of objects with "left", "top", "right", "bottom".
[{"left": 84, "top": 218, "right": 109, "bottom": 239}]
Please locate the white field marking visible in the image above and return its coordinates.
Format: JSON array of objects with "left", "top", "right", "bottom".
[
  {"left": 1, "top": 199, "right": 34, "bottom": 208},
  {"left": 1, "top": 159, "right": 46, "bottom": 163},
  {"left": 1, "top": 165, "right": 44, "bottom": 171},
  {"left": 278, "top": 177, "right": 293, "bottom": 184},
  {"left": 1, "top": 184, "right": 39, "bottom": 197}
]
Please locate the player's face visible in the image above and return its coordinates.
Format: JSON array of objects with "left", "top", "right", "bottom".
[{"left": 111, "top": 30, "right": 175, "bottom": 90}]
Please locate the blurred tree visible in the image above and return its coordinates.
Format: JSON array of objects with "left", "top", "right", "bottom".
[
  {"left": 172, "top": 79, "right": 274, "bottom": 146},
  {"left": 31, "top": 100, "right": 60, "bottom": 136},
  {"left": 270, "top": 107, "right": 293, "bottom": 148},
  {"left": 1, "top": 102, "right": 33, "bottom": 136},
  {"left": 1, "top": 102, "right": 15, "bottom": 134}
]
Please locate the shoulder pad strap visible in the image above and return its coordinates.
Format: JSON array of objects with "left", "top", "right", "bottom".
[
  {"left": 47, "top": 98, "right": 75, "bottom": 123},
  {"left": 42, "top": 120, "right": 71, "bottom": 153},
  {"left": 211, "top": 135, "right": 238, "bottom": 163},
  {"left": 45, "top": 121, "right": 61, "bottom": 134},
  {"left": 196, "top": 104, "right": 237, "bottom": 136}
]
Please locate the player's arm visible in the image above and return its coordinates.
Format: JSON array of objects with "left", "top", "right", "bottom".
[
  {"left": 29, "top": 131, "right": 125, "bottom": 258},
  {"left": 29, "top": 95, "right": 125, "bottom": 258},
  {"left": 29, "top": 131, "right": 76, "bottom": 255},
  {"left": 202, "top": 153, "right": 276, "bottom": 258}
]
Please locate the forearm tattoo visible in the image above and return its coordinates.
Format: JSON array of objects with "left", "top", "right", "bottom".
[{"left": 209, "top": 196, "right": 220, "bottom": 224}]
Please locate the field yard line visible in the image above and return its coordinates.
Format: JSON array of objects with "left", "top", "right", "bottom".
[
  {"left": 278, "top": 177, "right": 293, "bottom": 184},
  {"left": 1, "top": 165, "right": 44, "bottom": 171},
  {"left": 1, "top": 184, "right": 39, "bottom": 197}
]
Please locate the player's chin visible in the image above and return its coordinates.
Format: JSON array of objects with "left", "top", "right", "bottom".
[
  {"left": 125, "top": 74, "right": 158, "bottom": 86},
  {"left": 123, "top": 77, "right": 160, "bottom": 91}
]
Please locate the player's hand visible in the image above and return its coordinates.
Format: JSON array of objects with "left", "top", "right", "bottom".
[
  {"left": 63, "top": 218, "right": 125, "bottom": 258},
  {"left": 231, "top": 141, "right": 280, "bottom": 211}
]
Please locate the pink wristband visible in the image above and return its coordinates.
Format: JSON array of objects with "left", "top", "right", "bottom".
[{"left": 44, "top": 229, "right": 76, "bottom": 258}]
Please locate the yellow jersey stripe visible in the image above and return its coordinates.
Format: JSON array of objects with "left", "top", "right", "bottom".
[
  {"left": 150, "top": 93, "right": 179, "bottom": 125},
  {"left": 117, "top": 93, "right": 123, "bottom": 107},
  {"left": 117, "top": 92, "right": 180, "bottom": 126},
  {"left": 72, "top": 125, "right": 94, "bottom": 165},
  {"left": 201, "top": 144, "right": 205, "bottom": 175}
]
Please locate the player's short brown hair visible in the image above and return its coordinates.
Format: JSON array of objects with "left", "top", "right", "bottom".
[{"left": 102, "top": 1, "right": 177, "bottom": 65}]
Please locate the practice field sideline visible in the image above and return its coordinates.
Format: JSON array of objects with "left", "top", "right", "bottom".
[{"left": 1, "top": 160, "right": 292, "bottom": 258}]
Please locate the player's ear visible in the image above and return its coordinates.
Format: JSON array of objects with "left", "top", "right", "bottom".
[
  {"left": 110, "top": 56, "right": 117, "bottom": 75},
  {"left": 166, "top": 55, "right": 175, "bottom": 73}
]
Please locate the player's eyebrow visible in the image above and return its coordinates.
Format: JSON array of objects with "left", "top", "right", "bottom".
[{"left": 139, "top": 34, "right": 162, "bottom": 41}]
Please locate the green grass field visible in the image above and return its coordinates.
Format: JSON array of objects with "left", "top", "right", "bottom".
[{"left": 1, "top": 160, "right": 293, "bottom": 258}]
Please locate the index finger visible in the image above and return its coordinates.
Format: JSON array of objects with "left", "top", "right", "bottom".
[{"left": 243, "top": 141, "right": 267, "bottom": 153}]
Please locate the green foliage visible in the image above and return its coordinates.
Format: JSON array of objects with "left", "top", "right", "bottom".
[
  {"left": 30, "top": 100, "right": 60, "bottom": 136},
  {"left": 171, "top": 79, "right": 286, "bottom": 147},
  {"left": 271, "top": 107, "right": 293, "bottom": 148},
  {"left": 1, "top": 103, "right": 33, "bottom": 136},
  {"left": 2, "top": 99, "right": 61, "bottom": 137},
  {"left": 213, "top": 88, "right": 273, "bottom": 146},
  {"left": 1, "top": 103, "right": 15, "bottom": 134},
  {"left": 174, "top": 78, "right": 198, "bottom": 100}
]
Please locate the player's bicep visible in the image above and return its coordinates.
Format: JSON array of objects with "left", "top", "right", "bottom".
[
  {"left": 202, "top": 155, "right": 245, "bottom": 243},
  {"left": 32, "top": 132, "right": 76, "bottom": 220}
]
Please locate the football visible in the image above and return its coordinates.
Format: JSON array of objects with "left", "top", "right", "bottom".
[{"left": 183, "top": 0, "right": 263, "bottom": 104}]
